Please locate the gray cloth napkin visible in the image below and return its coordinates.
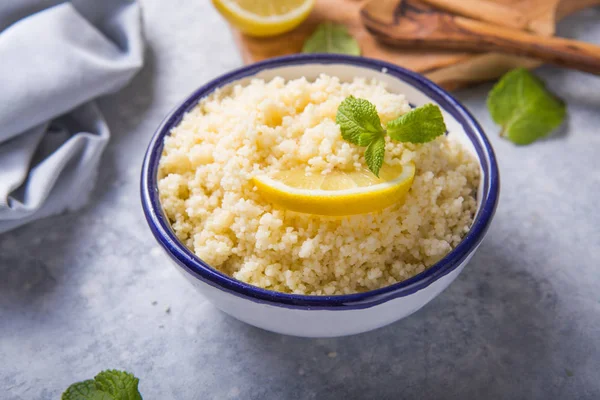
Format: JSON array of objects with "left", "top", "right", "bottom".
[{"left": 0, "top": 0, "right": 144, "bottom": 233}]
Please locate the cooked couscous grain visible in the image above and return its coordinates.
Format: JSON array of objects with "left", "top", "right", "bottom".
[{"left": 158, "top": 75, "right": 479, "bottom": 295}]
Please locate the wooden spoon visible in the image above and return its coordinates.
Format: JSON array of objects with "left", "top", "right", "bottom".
[{"left": 362, "top": 0, "right": 600, "bottom": 75}]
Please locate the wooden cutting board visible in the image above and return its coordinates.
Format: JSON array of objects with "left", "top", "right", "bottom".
[{"left": 231, "top": 0, "right": 600, "bottom": 90}]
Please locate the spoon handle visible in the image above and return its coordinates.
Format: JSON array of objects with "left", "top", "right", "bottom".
[
  {"left": 362, "top": 1, "right": 600, "bottom": 75},
  {"left": 420, "top": 0, "right": 528, "bottom": 30}
]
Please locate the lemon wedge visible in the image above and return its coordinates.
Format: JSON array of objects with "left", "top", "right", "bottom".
[
  {"left": 211, "top": 0, "right": 315, "bottom": 37},
  {"left": 253, "top": 163, "right": 415, "bottom": 216}
]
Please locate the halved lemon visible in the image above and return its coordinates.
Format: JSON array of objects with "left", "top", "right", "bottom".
[
  {"left": 253, "top": 163, "right": 415, "bottom": 216},
  {"left": 211, "top": 0, "right": 315, "bottom": 37}
]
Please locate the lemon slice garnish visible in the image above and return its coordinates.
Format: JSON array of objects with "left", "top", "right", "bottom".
[
  {"left": 211, "top": 0, "right": 315, "bottom": 37},
  {"left": 253, "top": 163, "right": 415, "bottom": 216}
]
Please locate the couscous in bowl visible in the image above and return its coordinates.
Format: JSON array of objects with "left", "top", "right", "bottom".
[{"left": 141, "top": 54, "right": 499, "bottom": 337}]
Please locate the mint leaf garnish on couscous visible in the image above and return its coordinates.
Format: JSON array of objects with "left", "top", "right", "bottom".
[
  {"left": 487, "top": 68, "right": 566, "bottom": 145},
  {"left": 62, "top": 370, "right": 143, "bottom": 400},
  {"left": 336, "top": 97, "right": 446, "bottom": 176},
  {"left": 364, "top": 135, "right": 386, "bottom": 177},
  {"left": 336, "top": 95, "right": 386, "bottom": 176},
  {"left": 387, "top": 104, "right": 447, "bottom": 144},
  {"left": 336, "top": 95, "right": 384, "bottom": 146}
]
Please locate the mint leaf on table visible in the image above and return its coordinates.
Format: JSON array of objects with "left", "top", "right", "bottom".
[
  {"left": 387, "top": 103, "right": 447, "bottom": 143},
  {"left": 487, "top": 68, "right": 566, "bottom": 145},
  {"left": 335, "top": 96, "right": 446, "bottom": 176},
  {"left": 94, "top": 370, "right": 143, "bottom": 400},
  {"left": 62, "top": 370, "right": 143, "bottom": 400},
  {"left": 302, "top": 22, "right": 360, "bottom": 55},
  {"left": 61, "top": 380, "right": 114, "bottom": 400}
]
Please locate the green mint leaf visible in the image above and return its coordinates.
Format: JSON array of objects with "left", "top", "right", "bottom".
[
  {"left": 61, "top": 380, "right": 114, "bottom": 400},
  {"left": 302, "top": 22, "right": 360, "bottom": 55},
  {"left": 364, "top": 136, "right": 386, "bottom": 177},
  {"left": 336, "top": 96, "right": 384, "bottom": 146},
  {"left": 61, "top": 370, "right": 142, "bottom": 400},
  {"left": 487, "top": 68, "right": 566, "bottom": 145},
  {"left": 387, "top": 104, "right": 446, "bottom": 144},
  {"left": 94, "top": 370, "right": 143, "bottom": 400}
]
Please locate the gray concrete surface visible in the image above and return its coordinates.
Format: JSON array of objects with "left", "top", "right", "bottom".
[{"left": 1, "top": 1, "right": 599, "bottom": 399}]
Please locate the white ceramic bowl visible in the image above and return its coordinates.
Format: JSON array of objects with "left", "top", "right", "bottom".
[{"left": 141, "top": 54, "right": 499, "bottom": 338}]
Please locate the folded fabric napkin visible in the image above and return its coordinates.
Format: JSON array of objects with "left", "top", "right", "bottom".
[{"left": 0, "top": 0, "right": 144, "bottom": 233}]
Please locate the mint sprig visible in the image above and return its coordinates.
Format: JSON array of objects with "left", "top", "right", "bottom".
[
  {"left": 62, "top": 370, "right": 143, "bottom": 400},
  {"left": 336, "top": 97, "right": 446, "bottom": 176},
  {"left": 337, "top": 96, "right": 384, "bottom": 145},
  {"left": 487, "top": 68, "right": 566, "bottom": 145},
  {"left": 387, "top": 104, "right": 446, "bottom": 143},
  {"left": 364, "top": 136, "right": 386, "bottom": 177}
]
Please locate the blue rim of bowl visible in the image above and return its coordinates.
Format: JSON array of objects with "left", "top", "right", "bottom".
[{"left": 141, "top": 54, "right": 499, "bottom": 310}]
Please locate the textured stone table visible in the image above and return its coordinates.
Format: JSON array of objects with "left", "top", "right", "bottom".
[{"left": 2, "top": 2, "right": 599, "bottom": 399}]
